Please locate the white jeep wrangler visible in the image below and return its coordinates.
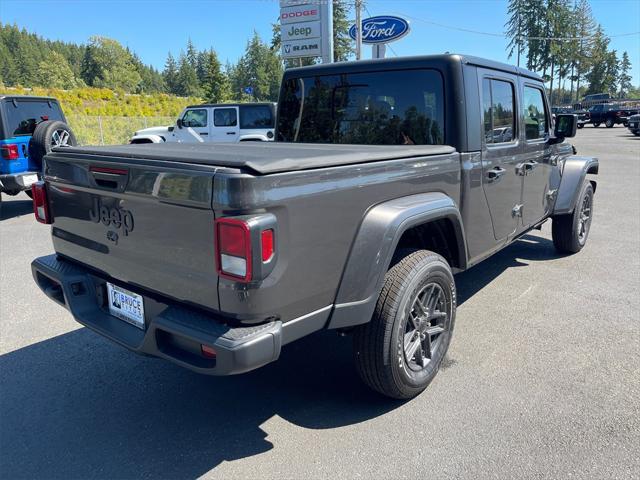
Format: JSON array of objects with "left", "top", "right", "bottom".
[{"left": 130, "top": 103, "right": 276, "bottom": 144}]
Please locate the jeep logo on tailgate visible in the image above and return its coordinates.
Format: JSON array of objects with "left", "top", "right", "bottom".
[{"left": 89, "top": 198, "right": 134, "bottom": 236}]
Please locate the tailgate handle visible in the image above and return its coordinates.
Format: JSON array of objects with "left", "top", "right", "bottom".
[{"left": 89, "top": 166, "right": 128, "bottom": 191}]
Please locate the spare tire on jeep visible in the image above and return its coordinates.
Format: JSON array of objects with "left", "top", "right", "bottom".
[{"left": 28, "top": 120, "right": 77, "bottom": 170}]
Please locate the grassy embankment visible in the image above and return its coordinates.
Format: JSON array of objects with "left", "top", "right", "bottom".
[{"left": 0, "top": 86, "right": 201, "bottom": 144}]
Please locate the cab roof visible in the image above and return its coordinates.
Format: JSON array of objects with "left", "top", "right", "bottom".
[
  {"left": 185, "top": 102, "right": 276, "bottom": 109},
  {"left": 0, "top": 95, "right": 60, "bottom": 102},
  {"left": 284, "top": 53, "right": 542, "bottom": 82}
]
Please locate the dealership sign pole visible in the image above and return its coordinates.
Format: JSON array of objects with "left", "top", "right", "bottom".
[
  {"left": 280, "top": 0, "right": 333, "bottom": 64},
  {"left": 349, "top": 15, "right": 410, "bottom": 59}
]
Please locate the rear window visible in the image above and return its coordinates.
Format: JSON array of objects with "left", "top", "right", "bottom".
[
  {"left": 1, "top": 99, "right": 64, "bottom": 139},
  {"left": 277, "top": 69, "right": 445, "bottom": 145},
  {"left": 240, "top": 105, "right": 274, "bottom": 129}
]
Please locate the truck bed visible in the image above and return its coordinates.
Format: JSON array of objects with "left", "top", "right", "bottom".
[{"left": 50, "top": 142, "right": 456, "bottom": 174}]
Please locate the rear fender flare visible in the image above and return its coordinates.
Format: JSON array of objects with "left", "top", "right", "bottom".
[
  {"left": 553, "top": 156, "right": 599, "bottom": 215},
  {"left": 327, "top": 192, "right": 467, "bottom": 329}
]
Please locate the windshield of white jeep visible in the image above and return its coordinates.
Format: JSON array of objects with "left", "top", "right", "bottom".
[
  {"left": 277, "top": 69, "right": 445, "bottom": 145},
  {"left": 2, "top": 100, "right": 64, "bottom": 139}
]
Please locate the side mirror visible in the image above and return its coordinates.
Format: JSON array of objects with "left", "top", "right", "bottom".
[
  {"left": 553, "top": 114, "right": 577, "bottom": 141},
  {"left": 176, "top": 118, "right": 183, "bottom": 129}
]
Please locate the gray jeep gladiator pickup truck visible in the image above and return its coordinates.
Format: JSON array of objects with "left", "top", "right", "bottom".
[{"left": 31, "top": 55, "right": 598, "bottom": 399}]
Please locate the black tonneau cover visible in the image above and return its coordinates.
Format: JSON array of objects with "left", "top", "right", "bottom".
[{"left": 48, "top": 142, "right": 456, "bottom": 175}]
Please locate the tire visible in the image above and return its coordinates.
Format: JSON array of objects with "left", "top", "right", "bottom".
[
  {"left": 353, "top": 250, "right": 456, "bottom": 399},
  {"left": 592, "top": 122, "right": 600, "bottom": 127},
  {"left": 28, "top": 120, "right": 77, "bottom": 170},
  {"left": 605, "top": 118, "right": 614, "bottom": 128},
  {"left": 577, "top": 123, "right": 584, "bottom": 129},
  {"left": 552, "top": 181, "right": 594, "bottom": 254}
]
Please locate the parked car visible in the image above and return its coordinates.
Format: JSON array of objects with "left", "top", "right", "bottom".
[
  {"left": 574, "top": 109, "right": 589, "bottom": 129},
  {"left": 31, "top": 54, "right": 597, "bottom": 399},
  {"left": 0, "top": 95, "right": 76, "bottom": 201},
  {"left": 588, "top": 103, "right": 639, "bottom": 128},
  {"left": 130, "top": 103, "right": 276, "bottom": 144},
  {"left": 628, "top": 113, "right": 640, "bottom": 136}
]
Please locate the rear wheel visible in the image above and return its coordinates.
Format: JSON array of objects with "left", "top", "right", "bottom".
[
  {"left": 552, "top": 181, "right": 594, "bottom": 254},
  {"left": 605, "top": 118, "right": 614, "bottom": 128},
  {"left": 577, "top": 123, "right": 584, "bottom": 129},
  {"left": 353, "top": 250, "right": 456, "bottom": 399},
  {"left": 592, "top": 122, "right": 600, "bottom": 127}
]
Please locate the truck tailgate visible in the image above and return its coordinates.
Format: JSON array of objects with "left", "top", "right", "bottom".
[{"left": 45, "top": 155, "right": 220, "bottom": 311}]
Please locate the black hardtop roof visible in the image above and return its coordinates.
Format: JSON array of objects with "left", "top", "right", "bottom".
[
  {"left": 185, "top": 101, "right": 276, "bottom": 109},
  {"left": 284, "top": 53, "right": 542, "bottom": 81},
  {"left": 49, "top": 141, "right": 455, "bottom": 175},
  {"left": 0, "top": 95, "right": 60, "bottom": 102}
]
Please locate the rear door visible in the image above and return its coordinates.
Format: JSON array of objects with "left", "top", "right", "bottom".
[
  {"left": 479, "top": 72, "right": 523, "bottom": 240},
  {"left": 211, "top": 107, "right": 239, "bottom": 142},
  {"left": 520, "top": 82, "right": 556, "bottom": 227}
]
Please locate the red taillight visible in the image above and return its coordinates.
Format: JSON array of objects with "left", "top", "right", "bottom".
[
  {"left": 261, "top": 229, "right": 274, "bottom": 262},
  {"left": 1, "top": 144, "right": 19, "bottom": 160},
  {"left": 215, "top": 218, "right": 252, "bottom": 281},
  {"left": 201, "top": 344, "right": 217, "bottom": 359},
  {"left": 32, "top": 182, "right": 51, "bottom": 224}
]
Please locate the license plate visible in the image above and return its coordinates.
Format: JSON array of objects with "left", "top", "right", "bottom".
[
  {"left": 21, "top": 174, "right": 38, "bottom": 187},
  {"left": 106, "top": 283, "right": 145, "bottom": 329}
]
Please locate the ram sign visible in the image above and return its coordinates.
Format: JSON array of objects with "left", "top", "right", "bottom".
[{"left": 349, "top": 15, "right": 410, "bottom": 44}]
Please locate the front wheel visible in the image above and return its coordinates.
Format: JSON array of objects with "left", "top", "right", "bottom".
[
  {"left": 577, "top": 123, "right": 584, "bottom": 129},
  {"left": 353, "top": 250, "right": 456, "bottom": 399},
  {"left": 605, "top": 118, "right": 614, "bottom": 128},
  {"left": 552, "top": 181, "right": 594, "bottom": 254},
  {"left": 592, "top": 122, "right": 601, "bottom": 127}
]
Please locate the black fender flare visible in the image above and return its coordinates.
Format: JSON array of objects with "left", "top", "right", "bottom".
[
  {"left": 553, "top": 156, "right": 599, "bottom": 215},
  {"left": 327, "top": 192, "right": 467, "bottom": 329}
]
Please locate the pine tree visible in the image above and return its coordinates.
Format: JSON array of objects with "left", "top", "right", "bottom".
[
  {"left": 163, "top": 52, "right": 179, "bottom": 94},
  {"left": 201, "top": 49, "right": 230, "bottom": 103},
  {"left": 186, "top": 39, "right": 198, "bottom": 69},
  {"left": 585, "top": 26, "right": 611, "bottom": 95},
  {"left": 176, "top": 51, "right": 202, "bottom": 97},
  {"left": 618, "top": 51, "right": 632, "bottom": 98},
  {"left": 231, "top": 32, "right": 282, "bottom": 101}
]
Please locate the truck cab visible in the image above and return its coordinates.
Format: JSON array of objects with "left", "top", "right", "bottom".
[{"left": 130, "top": 102, "right": 276, "bottom": 144}]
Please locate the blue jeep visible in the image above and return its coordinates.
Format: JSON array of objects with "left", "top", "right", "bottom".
[{"left": 0, "top": 95, "right": 75, "bottom": 201}]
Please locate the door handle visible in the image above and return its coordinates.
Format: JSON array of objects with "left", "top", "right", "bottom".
[
  {"left": 199, "top": 132, "right": 208, "bottom": 136},
  {"left": 516, "top": 161, "right": 538, "bottom": 176},
  {"left": 226, "top": 132, "right": 236, "bottom": 135},
  {"left": 486, "top": 166, "right": 506, "bottom": 182}
]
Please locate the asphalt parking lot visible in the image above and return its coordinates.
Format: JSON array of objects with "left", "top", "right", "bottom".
[{"left": 1, "top": 126, "right": 638, "bottom": 479}]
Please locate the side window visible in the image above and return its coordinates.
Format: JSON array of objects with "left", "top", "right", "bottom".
[
  {"left": 214, "top": 108, "right": 238, "bottom": 127},
  {"left": 182, "top": 109, "right": 207, "bottom": 128},
  {"left": 239, "top": 105, "right": 274, "bottom": 129},
  {"left": 482, "top": 78, "right": 515, "bottom": 145},
  {"left": 523, "top": 86, "right": 548, "bottom": 140}
]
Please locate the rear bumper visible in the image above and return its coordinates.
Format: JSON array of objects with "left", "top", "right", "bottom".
[
  {"left": 0, "top": 171, "right": 39, "bottom": 192},
  {"left": 31, "top": 254, "right": 283, "bottom": 375}
]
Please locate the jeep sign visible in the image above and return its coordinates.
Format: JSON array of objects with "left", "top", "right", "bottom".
[
  {"left": 349, "top": 15, "right": 410, "bottom": 44},
  {"left": 282, "top": 20, "right": 321, "bottom": 42}
]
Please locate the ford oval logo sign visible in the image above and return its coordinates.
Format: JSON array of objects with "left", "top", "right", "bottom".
[{"left": 349, "top": 16, "right": 410, "bottom": 44}]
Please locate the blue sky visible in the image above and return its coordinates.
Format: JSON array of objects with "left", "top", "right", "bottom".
[{"left": 1, "top": 0, "right": 639, "bottom": 84}]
